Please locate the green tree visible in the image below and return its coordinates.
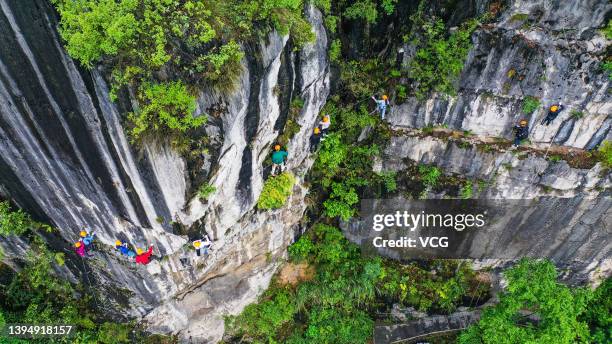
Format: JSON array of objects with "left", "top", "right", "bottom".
[
  {"left": 127, "top": 81, "right": 204, "bottom": 141},
  {"left": 0, "top": 201, "right": 34, "bottom": 236},
  {"left": 459, "top": 259, "right": 592, "bottom": 344}
]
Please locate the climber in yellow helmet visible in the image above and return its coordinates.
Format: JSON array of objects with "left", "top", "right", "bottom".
[
  {"left": 513, "top": 119, "right": 530, "bottom": 147},
  {"left": 271, "top": 144, "right": 288, "bottom": 176},
  {"left": 541, "top": 103, "right": 565, "bottom": 126},
  {"left": 310, "top": 127, "right": 323, "bottom": 153},
  {"left": 319, "top": 114, "right": 331, "bottom": 137},
  {"left": 372, "top": 94, "right": 390, "bottom": 120},
  {"left": 80, "top": 229, "right": 96, "bottom": 257}
]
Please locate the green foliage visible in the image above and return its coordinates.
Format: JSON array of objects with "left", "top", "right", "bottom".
[
  {"left": 193, "top": 41, "right": 244, "bottom": 90},
  {"left": 459, "top": 181, "right": 473, "bottom": 199},
  {"left": 344, "top": 0, "right": 396, "bottom": 24},
  {"left": 581, "top": 278, "right": 612, "bottom": 343},
  {"left": 522, "top": 96, "right": 540, "bottom": 114},
  {"left": 329, "top": 39, "right": 342, "bottom": 62},
  {"left": 98, "top": 322, "right": 131, "bottom": 344},
  {"left": 258, "top": 172, "right": 296, "bottom": 210},
  {"left": 408, "top": 6, "right": 480, "bottom": 99},
  {"left": 570, "top": 109, "right": 584, "bottom": 119},
  {"left": 418, "top": 164, "right": 442, "bottom": 187},
  {"left": 127, "top": 81, "right": 204, "bottom": 141},
  {"left": 602, "top": 61, "right": 612, "bottom": 80},
  {"left": 197, "top": 183, "right": 216, "bottom": 200},
  {"left": 323, "top": 182, "right": 359, "bottom": 220},
  {"left": 344, "top": 0, "right": 378, "bottom": 24},
  {"left": 602, "top": 19, "right": 612, "bottom": 39},
  {"left": 0, "top": 201, "right": 34, "bottom": 237},
  {"left": 324, "top": 15, "right": 339, "bottom": 34},
  {"left": 228, "top": 288, "right": 297, "bottom": 341},
  {"left": 51, "top": 0, "right": 139, "bottom": 68},
  {"left": 228, "top": 224, "right": 489, "bottom": 343},
  {"left": 459, "top": 259, "right": 593, "bottom": 344},
  {"left": 596, "top": 140, "right": 612, "bottom": 169}
]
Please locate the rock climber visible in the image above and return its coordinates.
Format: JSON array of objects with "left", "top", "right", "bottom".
[
  {"left": 193, "top": 235, "right": 212, "bottom": 256},
  {"left": 271, "top": 145, "right": 288, "bottom": 176},
  {"left": 372, "top": 94, "right": 390, "bottom": 120},
  {"left": 81, "top": 230, "right": 95, "bottom": 256},
  {"left": 116, "top": 240, "right": 131, "bottom": 257},
  {"left": 74, "top": 241, "right": 85, "bottom": 257},
  {"left": 541, "top": 104, "right": 565, "bottom": 126},
  {"left": 310, "top": 127, "right": 323, "bottom": 153},
  {"left": 513, "top": 119, "right": 530, "bottom": 147},
  {"left": 319, "top": 114, "right": 331, "bottom": 136},
  {"left": 135, "top": 245, "right": 154, "bottom": 265}
]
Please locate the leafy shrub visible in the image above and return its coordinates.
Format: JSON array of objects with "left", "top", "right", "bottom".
[
  {"left": 459, "top": 181, "right": 473, "bottom": 199},
  {"left": 344, "top": 0, "right": 379, "bottom": 24},
  {"left": 408, "top": 6, "right": 480, "bottom": 99},
  {"left": 521, "top": 96, "right": 540, "bottom": 114},
  {"left": 193, "top": 41, "right": 244, "bottom": 91},
  {"left": 288, "top": 235, "right": 315, "bottom": 262},
  {"left": 197, "top": 183, "right": 216, "bottom": 200},
  {"left": 258, "top": 172, "right": 296, "bottom": 210},
  {"left": 459, "top": 259, "right": 593, "bottom": 344},
  {"left": 0, "top": 201, "right": 34, "bottom": 236},
  {"left": 596, "top": 140, "right": 612, "bottom": 169},
  {"left": 323, "top": 182, "right": 359, "bottom": 220},
  {"left": 581, "top": 278, "right": 612, "bottom": 343},
  {"left": 329, "top": 39, "right": 342, "bottom": 62},
  {"left": 418, "top": 164, "right": 441, "bottom": 187},
  {"left": 602, "top": 61, "right": 612, "bottom": 80},
  {"left": 128, "top": 81, "right": 204, "bottom": 141}
]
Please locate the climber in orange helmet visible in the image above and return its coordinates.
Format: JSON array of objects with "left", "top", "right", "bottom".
[
  {"left": 371, "top": 94, "right": 390, "bottom": 120},
  {"left": 271, "top": 144, "right": 288, "bottom": 176}
]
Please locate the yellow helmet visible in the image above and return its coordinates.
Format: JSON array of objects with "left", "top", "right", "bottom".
[
  {"left": 550, "top": 105, "right": 558, "bottom": 112},
  {"left": 115, "top": 240, "right": 122, "bottom": 246},
  {"left": 382, "top": 95, "right": 388, "bottom": 100},
  {"left": 274, "top": 145, "right": 281, "bottom": 151},
  {"left": 136, "top": 248, "right": 144, "bottom": 255},
  {"left": 80, "top": 230, "right": 87, "bottom": 237},
  {"left": 194, "top": 241, "right": 201, "bottom": 248},
  {"left": 75, "top": 241, "right": 82, "bottom": 248},
  {"left": 314, "top": 127, "right": 320, "bottom": 134},
  {"left": 322, "top": 116, "right": 329, "bottom": 123}
]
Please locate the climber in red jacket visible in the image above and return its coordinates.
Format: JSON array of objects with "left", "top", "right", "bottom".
[{"left": 135, "top": 245, "right": 154, "bottom": 265}]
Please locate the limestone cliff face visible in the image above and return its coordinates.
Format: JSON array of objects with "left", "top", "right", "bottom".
[
  {"left": 390, "top": 0, "right": 611, "bottom": 149},
  {"left": 357, "top": 0, "right": 611, "bottom": 284},
  {"left": 0, "top": 0, "right": 609, "bottom": 342},
  {"left": 0, "top": 0, "right": 328, "bottom": 342}
]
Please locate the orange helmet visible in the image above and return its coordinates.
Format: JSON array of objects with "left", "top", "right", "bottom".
[
  {"left": 550, "top": 105, "right": 559, "bottom": 112},
  {"left": 75, "top": 241, "right": 82, "bottom": 248},
  {"left": 382, "top": 95, "right": 388, "bottom": 100},
  {"left": 314, "top": 127, "right": 320, "bottom": 134},
  {"left": 274, "top": 145, "right": 281, "bottom": 151},
  {"left": 519, "top": 119, "right": 528, "bottom": 126}
]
